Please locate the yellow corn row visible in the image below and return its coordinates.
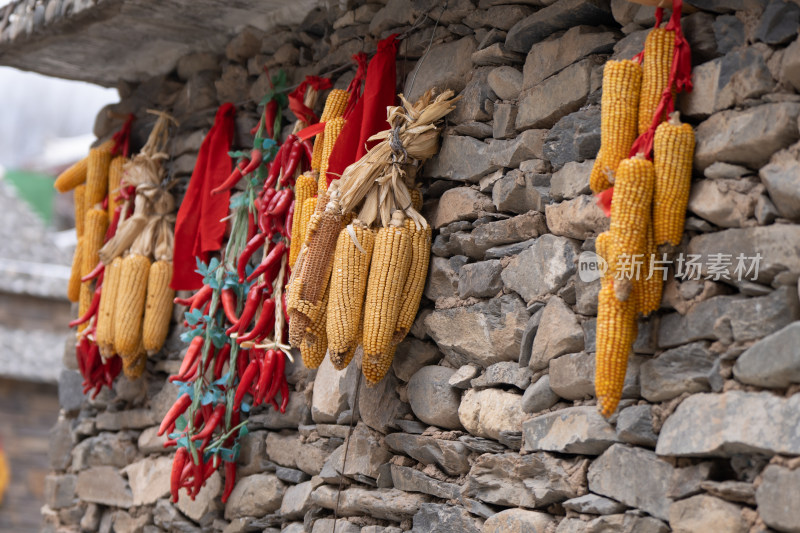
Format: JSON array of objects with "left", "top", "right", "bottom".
[
  {"left": 299, "top": 196, "right": 318, "bottom": 249},
  {"left": 74, "top": 185, "right": 86, "bottom": 238},
  {"left": 638, "top": 28, "right": 675, "bottom": 135},
  {"left": 331, "top": 319, "right": 361, "bottom": 371},
  {"left": 637, "top": 221, "right": 662, "bottom": 316},
  {"left": 653, "top": 112, "right": 695, "bottom": 248},
  {"left": 327, "top": 221, "right": 375, "bottom": 362},
  {"left": 142, "top": 260, "right": 174, "bottom": 355},
  {"left": 108, "top": 156, "right": 127, "bottom": 219},
  {"left": 84, "top": 147, "right": 112, "bottom": 213},
  {"left": 290, "top": 174, "right": 319, "bottom": 267},
  {"left": 114, "top": 254, "right": 151, "bottom": 359},
  {"left": 608, "top": 155, "right": 654, "bottom": 302},
  {"left": 318, "top": 117, "right": 345, "bottom": 195},
  {"left": 590, "top": 60, "right": 643, "bottom": 193},
  {"left": 67, "top": 240, "right": 83, "bottom": 303},
  {"left": 311, "top": 89, "right": 349, "bottom": 171},
  {"left": 54, "top": 157, "right": 88, "bottom": 193},
  {"left": 362, "top": 211, "right": 412, "bottom": 385},
  {"left": 97, "top": 256, "right": 123, "bottom": 358},
  {"left": 299, "top": 287, "right": 330, "bottom": 369},
  {"left": 393, "top": 219, "right": 432, "bottom": 345},
  {"left": 595, "top": 280, "right": 638, "bottom": 418},
  {"left": 77, "top": 282, "right": 94, "bottom": 334},
  {"left": 81, "top": 208, "right": 109, "bottom": 277}
]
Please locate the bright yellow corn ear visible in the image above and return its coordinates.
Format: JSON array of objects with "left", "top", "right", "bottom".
[
  {"left": 97, "top": 256, "right": 123, "bottom": 358},
  {"left": 81, "top": 208, "right": 109, "bottom": 277},
  {"left": 74, "top": 185, "right": 86, "bottom": 239},
  {"left": 327, "top": 221, "right": 375, "bottom": 364},
  {"left": 638, "top": 27, "right": 675, "bottom": 135},
  {"left": 300, "top": 286, "right": 329, "bottom": 369},
  {"left": 591, "top": 60, "right": 643, "bottom": 193},
  {"left": 114, "top": 254, "right": 151, "bottom": 360},
  {"left": 77, "top": 282, "right": 93, "bottom": 333},
  {"left": 84, "top": 147, "right": 112, "bottom": 213},
  {"left": 362, "top": 211, "right": 413, "bottom": 385},
  {"left": 290, "top": 174, "right": 319, "bottom": 268},
  {"left": 653, "top": 112, "right": 695, "bottom": 249},
  {"left": 142, "top": 260, "right": 174, "bottom": 355},
  {"left": 393, "top": 218, "right": 432, "bottom": 345},
  {"left": 637, "top": 221, "right": 662, "bottom": 316},
  {"left": 55, "top": 157, "right": 88, "bottom": 193},
  {"left": 312, "top": 89, "right": 350, "bottom": 170},
  {"left": 108, "top": 156, "right": 127, "bottom": 219},
  {"left": 67, "top": 240, "right": 83, "bottom": 303},
  {"left": 319, "top": 117, "right": 345, "bottom": 195},
  {"left": 595, "top": 280, "right": 638, "bottom": 418},
  {"left": 299, "top": 196, "right": 318, "bottom": 250}
]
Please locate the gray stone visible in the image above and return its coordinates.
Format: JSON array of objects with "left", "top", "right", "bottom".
[
  {"left": 463, "top": 452, "right": 587, "bottom": 508},
  {"left": 177, "top": 52, "right": 220, "bottom": 79},
  {"left": 517, "top": 57, "right": 600, "bottom": 130},
  {"left": 384, "top": 433, "right": 471, "bottom": 476},
  {"left": 563, "top": 493, "right": 628, "bottom": 515},
  {"left": 459, "top": 388, "right": 525, "bottom": 440},
  {"left": 266, "top": 432, "right": 300, "bottom": 469},
  {"left": 754, "top": 0, "right": 800, "bottom": 45},
  {"left": 616, "top": 405, "right": 657, "bottom": 447},
  {"left": 412, "top": 504, "right": 481, "bottom": 533},
  {"left": 405, "top": 37, "right": 477, "bottom": 103},
  {"left": 390, "top": 465, "right": 460, "bottom": 500},
  {"left": 425, "top": 136, "right": 499, "bottom": 183},
  {"left": 134, "top": 426, "right": 168, "bottom": 455},
  {"left": 296, "top": 437, "right": 341, "bottom": 477},
  {"left": 59, "top": 370, "right": 84, "bottom": 413},
  {"left": 781, "top": 36, "right": 800, "bottom": 92},
  {"left": 529, "top": 296, "right": 584, "bottom": 371},
  {"left": 546, "top": 195, "right": 609, "bottom": 240},
  {"left": 275, "top": 467, "right": 310, "bottom": 484},
  {"left": 640, "top": 341, "right": 716, "bottom": 402},
  {"left": 523, "top": 25, "right": 617, "bottom": 89},
  {"left": 734, "top": 322, "right": 800, "bottom": 388},
  {"left": 44, "top": 474, "right": 76, "bottom": 509},
  {"left": 176, "top": 471, "right": 221, "bottom": 523},
  {"left": 471, "top": 361, "right": 532, "bottom": 390},
  {"left": 425, "top": 255, "right": 469, "bottom": 301},
  {"left": 485, "top": 238, "right": 538, "bottom": 259},
  {"left": 704, "top": 161, "right": 752, "bottom": 180},
  {"left": 669, "top": 494, "right": 747, "bottom": 533},
  {"left": 449, "top": 364, "right": 480, "bottom": 388},
  {"left": 549, "top": 351, "right": 642, "bottom": 400},
  {"left": 482, "top": 509, "right": 555, "bottom": 532},
  {"left": 408, "top": 366, "right": 463, "bottom": 430},
  {"left": 225, "top": 27, "right": 262, "bottom": 61},
  {"left": 551, "top": 160, "right": 593, "bottom": 200},
  {"left": 588, "top": 444, "right": 674, "bottom": 520},
  {"left": 76, "top": 466, "right": 133, "bottom": 508},
  {"left": 425, "top": 294, "right": 529, "bottom": 367},
  {"left": 523, "top": 406, "right": 619, "bottom": 455},
  {"left": 488, "top": 66, "right": 522, "bottom": 101},
  {"left": 224, "top": 474, "right": 284, "bottom": 519},
  {"left": 312, "top": 486, "right": 430, "bottom": 522},
  {"left": 505, "top": 0, "right": 614, "bottom": 53},
  {"left": 432, "top": 187, "right": 495, "bottom": 229},
  {"left": 760, "top": 147, "right": 800, "bottom": 220},
  {"left": 71, "top": 432, "right": 137, "bottom": 470},
  {"left": 687, "top": 178, "right": 757, "bottom": 228},
  {"left": 311, "top": 355, "right": 357, "bottom": 424},
  {"left": 95, "top": 409, "right": 158, "bottom": 431},
  {"left": 452, "top": 68, "right": 496, "bottom": 124},
  {"left": 124, "top": 456, "right": 172, "bottom": 507},
  {"left": 237, "top": 430, "right": 273, "bottom": 475},
  {"left": 521, "top": 374, "right": 560, "bottom": 414},
  {"left": 358, "top": 362, "right": 411, "bottom": 434},
  {"left": 488, "top": 129, "right": 549, "bottom": 168},
  {"left": 472, "top": 43, "right": 526, "bottom": 67},
  {"left": 694, "top": 103, "right": 800, "bottom": 172},
  {"left": 556, "top": 514, "right": 669, "bottom": 533},
  {"left": 453, "top": 121, "right": 495, "bottom": 139},
  {"left": 280, "top": 481, "right": 313, "bottom": 520},
  {"left": 215, "top": 63, "right": 249, "bottom": 103},
  {"left": 756, "top": 465, "right": 800, "bottom": 533},
  {"left": 393, "top": 338, "right": 442, "bottom": 382},
  {"left": 459, "top": 259, "right": 503, "bottom": 298},
  {"left": 576, "top": 274, "right": 601, "bottom": 315},
  {"left": 657, "top": 391, "right": 800, "bottom": 457},
  {"left": 248, "top": 390, "right": 312, "bottom": 430},
  {"left": 337, "top": 423, "right": 392, "bottom": 481},
  {"left": 543, "top": 106, "right": 601, "bottom": 171},
  {"left": 519, "top": 308, "right": 543, "bottom": 368},
  {"left": 502, "top": 234, "right": 580, "bottom": 303},
  {"left": 312, "top": 519, "right": 360, "bottom": 533},
  {"left": 493, "top": 103, "right": 518, "bottom": 139},
  {"left": 713, "top": 15, "right": 745, "bottom": 55},
  {"left": 700, "top": 480, "right": 756, "bottom": 505},
  {"left": 49, "top": 418, "right": 74, "bottom": 471},
  {"left": 454, "top": 211, "right": 547, "bottom": 259}
]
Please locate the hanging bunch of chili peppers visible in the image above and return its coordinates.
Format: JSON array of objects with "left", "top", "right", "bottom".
[{"left": 162, "top": 70, "right": 321, "bottom": 503}]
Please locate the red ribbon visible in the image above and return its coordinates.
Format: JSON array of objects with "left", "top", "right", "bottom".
[
  {"left": 344, "top": 52, "right": 369, "bottom": 119},
  {"left": 110, "top": 114, "right": 135, "bottom": 158},
  {"left": 172, "top": 103, "right": 237, "bottom": 290},
  {"left": 288, "top": 76, "right": 332, "bottom": 125}
]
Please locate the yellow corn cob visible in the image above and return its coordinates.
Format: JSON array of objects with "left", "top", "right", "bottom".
[
  {"left": 84, "top": 147, "right": 112, "bottom": 213},
  {"left": 595, "top": 280, "right": 638, "bottom": 418},
  {"left": 300, "top": 287, "right": 330, "bottom": 369},
  {"left": 97, "top": 257, "right": 123, "bottom": 358},
  {"left": 637, "top": 221, "right": 662, "bottom": 316},
  {"left": 81, "top": 208, "right": 109, "bottom": 277},
  {"left": 331, "top": 321, "right": 361, "bottom": 371},
  {"left": 311, "top": 89, "right": 350, "bottom": 171},
  {"left": 142, "top": 260, "right": 175, "bottom": 355},
  {"left": 54, "top": 157, "right": 88, "bottom": 193},
  {"left": 123, "top": 350, "right": 147, "bottom": 380},
  {"left": 362, "top": 211, "right": 413, "bottom": 385},
  {"left": 608, "top": 155, "right": 654, "bottom": 302},
  {"left": 318, "top": 117, "right": 345, "bottom": 195},
  {"left": 393, "top": 218, "right": 432, "bottom": 345},
  {"left": 299, "top": 196, "right": 318, "bottom": 248},
  {"left": 638, "top": 28, "right": 675, "bottom": 135},
  {"left": 114, "top": 254, "right": 151, "bottom": 359},
  {"left": 67, "top": 240, "right": 83, "bottom": 303},
  {"left": 290, "top": 174, "right": 319, "bottom": 267},
  {"left": 327, "top": 221, "right": 375, "bottom": 362},
  {"left": 590, "top": 60, "right": 643, "bottom": 193},
  {"left": 77, "top": 282, "right": 93, "bottom": 333},
  {"left": 410, "top": 188, "right": 423, "bottom": 212},
  {"left": 107, "top": 156, "right": 127, "bottom": 219},
  {"left": 74, "top": 185, "right": 86, "bottom": 238},
  {"left": 653, "top": 112, "right": 695, "bottom": 248}
]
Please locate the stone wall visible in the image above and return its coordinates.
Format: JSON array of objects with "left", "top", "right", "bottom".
[{"left": 45, "top": 1, "right": 800, "bottom": 532}]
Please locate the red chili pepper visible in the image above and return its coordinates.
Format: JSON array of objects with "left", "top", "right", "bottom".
[
  {"left": 192, "top": 404, "right": 225, "bottom": 443},
  {"left": 281, "top": 141, "right": 303, "bottom": 185},
  {"left": 228, "top": 282, "right": 264, "bottom": 335},
  {"left": 238, "top": 298, "right": 276, "bottom": 344},
  {"left": 192, "top": 457, "right": 204, "bottom": 500},
  {"left": 238, "top": 233, "right": 267, "bottom": 283},
  {"left": 221, "top": 289, "right": 239, "bottom": 325},
  {"left": 301, "top": 140, "right": 313, "bottom": 166},
  {"left": 174, "top": 284, "right": 211, "bottom": 307},
  {"left": 241, "top": 149, "right": 263, "bottom": 175},
  {"left": 264, "top": 350, "right": 284, "bottom": 404},
  {"left": 81, "top": 262, "right": 105, "bottom": 283},
  {"left": 222, "top": 460, "right": 237, "bottom": 503},
  {"left": 213, "top": 343, "right": 231, "bottom": 380},
  {"left": 246, "top": 241, "right": 286, "bottom": 283},
  {"left": 285, "top": 200, "right": 295, "bottom": 236},
  {"left": 282, "top": 135, "right": 296, "bottom": 168},
  {"left": 158, "top": 393, "right": 192, "bottom": 436},
  {"left": 265, "top": 142, "right": 289, "bottom": 189},
  {"left": 171, "top": 447, "right": 188, "bottom": 502},
  {"left": 69, "top": 284, "right": 102, "bottom": 327},
  {"left": 269, "top": 189, "right": 293, "bottom": 217},
  {"left": 211, "top": 166, "right": 243, "bottom": 196},
  {"left": 246, "top": 210, "right": 257, "bottom": 243},
  {"left": 101, "top": 196, "right": 109, "bottom": 211},
  {"left": 255, "top": 349, "right": 277, "bottom": 405},
  {"left": 265, "top": 100, "right": 278, "bottom": 139},
  {"left": 174, "top": 336, "right": 204, "bottom": 378},
  {"left": 104, "top": 205, "right": 122, "bottom": 241},
  {"left": 234, "top": 359, "right": 259, "bottom": 410},
  {"left": 279, "top": 375, "right": 289, "bottom": 413}
]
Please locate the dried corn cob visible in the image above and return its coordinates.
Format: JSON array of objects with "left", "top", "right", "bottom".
[
  {"left": 318, "top": 117, "right": 345, "bottom": 195},
  {"left": 142, "top": 260, "right": 174, "bottom": 355},
  {"left": 590, "top": 60, "right": 643, "bottom": 193},
  {"left": 300, "top": 287, "right": 330, "bottom": 369},
  {"left": 81, "top": 208, "right": 109, "bottom": 277},
  {"left": 108, "top": 156, "right": 127, "bottom": 219},
  {"left": 653, "top": 112, "right": 695, "bottom": 249},
  {"left": 54, "top": 157, "right": 88, "bottom": 193},
  {"left": 114, "top": 253, "right": 151, "bottom": 359},
  {"left": 362, "top": 211, "right": 412, "bottom": 385},
  {"left": 67, "top": 240, "right": 83, "bottom": 303},
  {"left": 595, "top": 280, "right": 638, "bottom": 418},
  {"left": 638, "top": 27, "right": 675, "bottom": 135},
  {"left": 290, "top": 174, "right": 318, "bottom": 267},
  {"left": 97, "top": 256, "right": 123, "bottom": 358},
  {"left": 123, "top": 349, "right": 147, "bottom": 380},
  {"left": 331, "top": 321, "right": 361, "bottom": 370},
  {"left": 84, "top": 147, "right": 112, "bottom": 213},
  {"left": 410, "top": 188, "right": 423, "bottom": 212},
  {"left": 299, "top": 196, "right": 318, "bottom": 249},
  {"left": 311, "top": 89, "right": 349, "bottom": 170},
  {"left": 637, "top": 221, "right": 662, "bottom": 316},
  {"left": 77, "top": 282, "right": 93, "bottom": 334},
  {"left": 327, "top": 221, "right": 375, "bottom": 362},
  {"left": 393, "top": 218, "right": 432, "bottom": 344},
  {"left": 74, "top": 185, "right": 86, "bottom": 238}
]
